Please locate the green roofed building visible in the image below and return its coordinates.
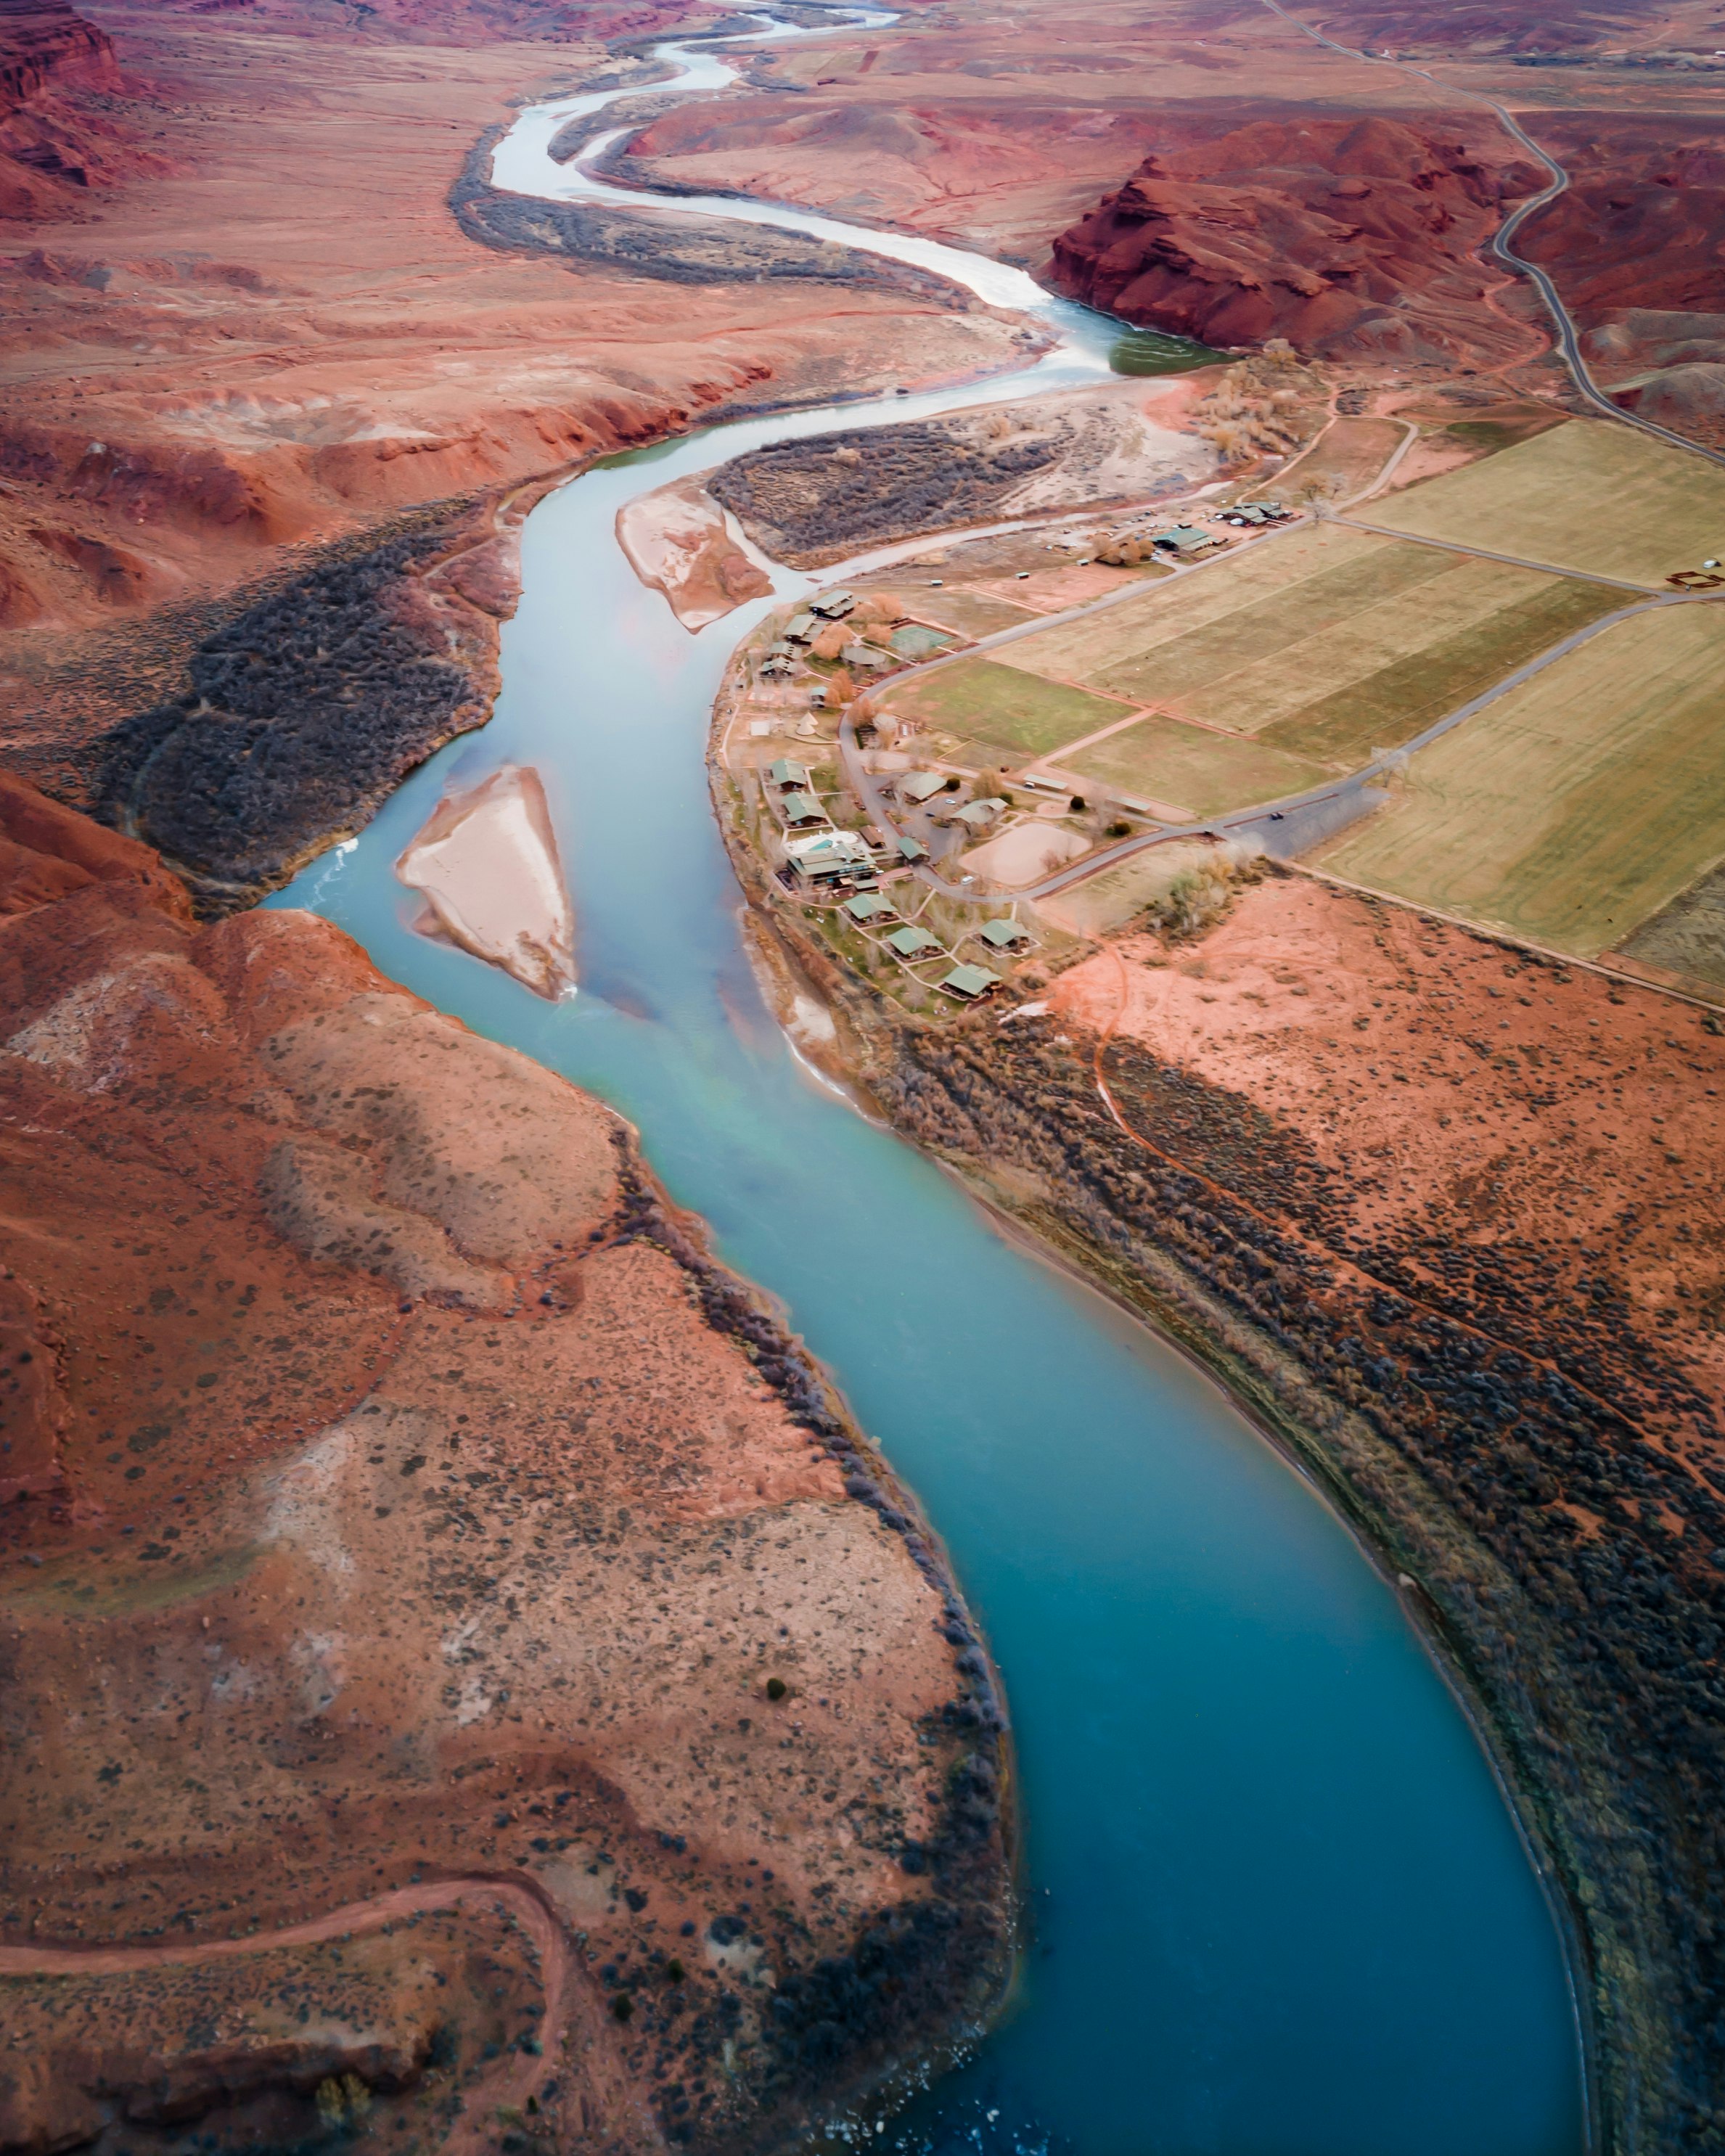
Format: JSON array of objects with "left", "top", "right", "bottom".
[
  {"left": 898, "top": 771, "right": 948, "bottom": 805},
  {"left": 844, "top": 891, "right": 895, "bottom": 924},
  {"left": 896, "top": 835, "right": 930, "bottom": 864},
  {"left": 980, "top": 917, "right": 1031, "bottom": 950},
  {"left": 780, "top": 790, "right": 827, "bottom": 827},
  {"left": 939, "top": 964, "right": 999, "bottom": 1000},
  {"left": 767, "top": 758, "right": 810, "bottom": 790},
  {"left": 887, "top": 925, "right": 942, "bottom": 959},
  {"left": 1152, "top": 525, "right": 1221, "bottom": 556}
]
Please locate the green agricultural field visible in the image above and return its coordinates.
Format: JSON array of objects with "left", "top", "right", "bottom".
[
  {"left": 1364, "top": 418, "right": 1725, "bottom": 586},
  {"left": 985, "top": 522, "right": 1618, "bottom": 767},
  {"left": 882, "top": 657, "right": 1129, "bottom": 759},
  {"left": 1066, "top": 714, "right": 1331, "bottom": 819},
  {"left": 1319, "top": 604, "right": 1725, "bottom": 957}
]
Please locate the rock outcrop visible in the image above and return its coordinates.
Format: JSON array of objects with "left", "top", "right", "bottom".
[
  {"left": 0, "top": 779, "right": 1011, "bottom": 2150},
  {"left": 0, "top": 0, "right": 139, "bottom": 217},
  {"left": 1047, "top": 115, "right": 1544, "bottom": 365}
]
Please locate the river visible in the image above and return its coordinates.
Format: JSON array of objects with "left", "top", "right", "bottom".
[{"left": 271, "top": 18, "right": 1586, "bottom": 2152}]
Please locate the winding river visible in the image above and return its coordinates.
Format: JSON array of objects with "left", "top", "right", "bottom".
[{"left": 273, "top": 19, "right": 1586, "bottom": 2152}]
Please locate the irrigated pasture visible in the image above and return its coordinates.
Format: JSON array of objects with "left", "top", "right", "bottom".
[
  {"left": 1365, "top": 418, "right": 1725, "bottom": 586},
  {"left": 1318, "top": 604, "right": 1725, "bottom": 957}
]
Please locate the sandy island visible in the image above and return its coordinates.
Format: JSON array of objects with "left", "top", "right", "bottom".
[
  {"left": 396, "top": 763, "right": 575, "bottom": 999},
  {"left": 617, "top": 474, "right": 774, "bottom": 630}
]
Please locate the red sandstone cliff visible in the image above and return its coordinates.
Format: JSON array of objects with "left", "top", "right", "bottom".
[
  {"left": 0, "top": 0, "right": 138, "bottom": 215},
  {"left": 1046, "top": 115, "right": 1544, "bottom": 365}
]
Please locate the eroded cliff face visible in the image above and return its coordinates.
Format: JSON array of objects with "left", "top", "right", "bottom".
[
  {"left": 0, "top": 780, "right": 1010, "bottom": 2152},
  {"left": 0, "top": 0, "right": 131, "bottom": 216},
  {"left": 1046, "top": 115, "right": 1544, "bottom": 366}
]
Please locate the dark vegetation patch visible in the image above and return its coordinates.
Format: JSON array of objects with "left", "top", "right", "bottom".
[
  {"left": 93, "top": 531, "right": 491, "bottom": 911},
  {"left": 708, "top": 419, "right": 1062, "bottom": 566},
  {"left": 875, "top": 1014, "right": 1725, "bottom": 2149},
  {"left": 451, "top": 134, "right": 968, "bottom": 305}
]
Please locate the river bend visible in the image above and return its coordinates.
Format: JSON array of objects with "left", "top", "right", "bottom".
[{"left": 274, "top": 21, "right": 1585, "bottom": 2152}]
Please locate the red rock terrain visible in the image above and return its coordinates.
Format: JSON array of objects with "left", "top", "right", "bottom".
[
  {"left": 0, "top": 0, "right": 1024, "bottom": 778},
  {"left": 0, "top": 778, "right": 1009, "bottom": 2149},
  {"left": 1047, "top": 113, "right": 1545, "bottom": 365}
]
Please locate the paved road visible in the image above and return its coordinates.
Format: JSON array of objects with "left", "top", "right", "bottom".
[{"left": 1258, "top": 0, "right": 1725, "bottom": 471}]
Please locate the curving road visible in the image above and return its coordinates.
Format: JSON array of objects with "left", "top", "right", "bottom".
[{"left": 1257, "top": 0, "right": 1725, "bottom": 470}]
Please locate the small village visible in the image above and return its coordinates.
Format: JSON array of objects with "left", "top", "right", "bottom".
[{"left": 715, "top": 504, "right": 1289, "bottom": 1017}]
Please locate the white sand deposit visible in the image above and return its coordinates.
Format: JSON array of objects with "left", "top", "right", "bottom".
[{"left": 396, "top": 765, "right": 575, "bottom": 999}]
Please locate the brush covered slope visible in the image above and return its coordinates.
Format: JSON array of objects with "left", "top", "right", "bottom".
[{"left": 0, "top": 779, "right": 1012, "bottom": 2152}]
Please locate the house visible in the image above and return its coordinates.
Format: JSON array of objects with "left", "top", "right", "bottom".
[
  {"left": 785, "top": 829, "right": 873, "bottom": 883},
  {"left": 896, "top": 834, "right": 930, "bottom": 864},
  {"left": 760, "top": 654, "right": 795, "bottom": 680},
  {"left": 840, "top": 642, "right": 896, "bottom": 674},
  {"left": 954, "top": 797, "right": 1007, "bottom": 832},
  {"left": 897, "top": 771, "right": 948, "bottom": 806},
  {"left": 808, "top": 589, "right": 857, "bottom": 620},
  {"left": 886, "top": 924, "right": 943, "bottom": 960},
  {"left": 784, "top": 613, "right": 819, "bottom": 645},
  {"left": 779, "top": 790, "right": 828, "bottom": 828},
  {"left": 979, "top": 918, "right": 1032, "bottom": 951},
  {"left": 939, "top": 963, "right": 1000, "bottom": 1001},
  {"left": 766, "top": 758, "right": 811, "bottom": 792},
  {"left": 843, "top": 890, "right": 896, "bottom": 925}
]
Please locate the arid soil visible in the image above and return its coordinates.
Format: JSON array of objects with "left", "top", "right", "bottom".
[
  {"left": 708, "top": 382, "right": 1219, "bottom": 567},
  {"left": 0, "top": 0, "right": 1026, "bottom": 792},
  {"left": 0, "top": 777, "right": 1011, "bottom": 2149},
  {"left": 723, "top": 810, "right": 1725, "bottom": 2147},
  {"left": 396, "top": 762, "right": 575, "bottom": 998},
  {"left": 616, "top": 473, "right": 772, "bottom": 631}
]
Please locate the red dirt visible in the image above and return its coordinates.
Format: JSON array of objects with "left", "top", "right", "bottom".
[
  {"left": 0, "top": 782, "right": 1007, "bottom": 2147},
  {"left": 1049, "top": 872, "right": 1725, "bottom": 1425}
]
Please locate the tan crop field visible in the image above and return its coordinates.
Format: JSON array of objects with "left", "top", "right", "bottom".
[
  {"left": 1317, "top": 604, "right": 1725, "bottom": 957},
  {"left": 1364, "top": 419, "right": 1725, "bottom": 586},
  {"left": 882, "top": 657, "right": 1128, "bottom": 758},
  {"left": 1066, "top": 713, "right": 1332, "bottom": 818},
  {"left": 980, "top": 522, "right": 1618, "bottom": 774}
]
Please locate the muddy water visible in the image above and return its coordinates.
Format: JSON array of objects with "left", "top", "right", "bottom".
[{"left": 274, "top": 21, "right": 1585, "bottom": 2152}]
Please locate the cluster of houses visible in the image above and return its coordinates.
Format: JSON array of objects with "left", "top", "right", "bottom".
[
  {"left": 766, "top": 756, "right": 928, "bottom": 887},
  {"left": 758, "top": 587, "right": 902, "bottom": 684},
  {"left": 891, "top": 768, "right": 1008, "bottom": 834},
  {"left": 839, "top": 887, "right": 1035, "bottom": 1003},
  {"left": 1097, "top": 501, "right": 1291, "bottom": 567},
  {"left": 760, "top": 758, "right": 1034, "bottom": 1003}
]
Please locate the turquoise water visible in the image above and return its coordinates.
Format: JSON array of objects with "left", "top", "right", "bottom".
[{"left": 271, "top": 30, "right": 1586, "bottom": 2153}]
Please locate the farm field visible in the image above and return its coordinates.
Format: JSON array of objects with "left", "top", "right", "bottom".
[
  {"left": 978, "top": 521, "right": 1619, "bottom": 778},
  {"left": 1065, "top": 713, "right": 1331, "bottom": 818},
  {"left": 1317, "top": 604, "right": 1725, "bottom": 958},
  {"left": 1279, "top": 415, "right": 1407, "bottom": 502},
  {"left": 1364, "top": 418, "right": 1725, "bottom": 586},
  {"left": 882, "top": 657, "right": 1130, "bottom": 758},
  {"left": 1621, "top": 863, "right": 1725, "bottom": 997}
]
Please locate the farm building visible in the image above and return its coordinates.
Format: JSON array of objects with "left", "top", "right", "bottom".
[
  {"left": 1152, "top": 525, "right": 1224, "bottom": 558},
  {"left": 939, "top": 964, "right": 1000, "bottom": 1000}
]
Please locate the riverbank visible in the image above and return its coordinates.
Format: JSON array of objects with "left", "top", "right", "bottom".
[{"left": 710, "top": 685, "right": 1725, "bottom": 2151}]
